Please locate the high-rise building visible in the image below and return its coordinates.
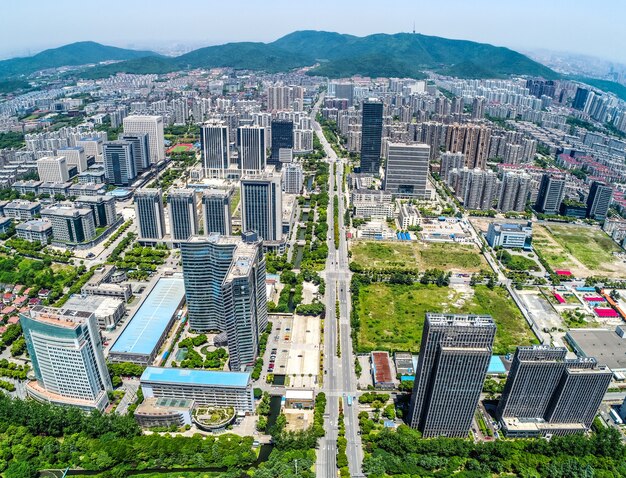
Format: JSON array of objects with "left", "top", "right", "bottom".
[
  {"left": 180, "top": 234, "right": 267, "bottom": 370},
  {"left": 445, "top": 123, "right": 491, "bottom": 169},
  {"left": 167, "top": 189, "right": 198, "bottom": 241},
  {"left": 135, "top": 188, "right": 166, "bottom": 240},
  {"left": 201, "top": 120, "right": 230, "bottom": 178},
  {"left": 586, "top": 181, "right": 613, "bottom": 220},
  {"left": 269, "top": 119, "right": 293, "bottom": 169},
  {"left": 119, "top": 133, "right": 151, "bottom": 173},
  {"left": 202, "top": 189, "right": 232, "bottom": 236},
  {"left": 37, "top": 156, "right": 69, "bottom": 183},
  {"left": 57, "top": 146, "right": 87, "bottom": 173},
  {"left": 498, "top": 171, "right": 532, "bottom": 212},
  {"left": 408, "top": 313, "right": 496, "bottom": 438},
  {"left": 75, "top": 195, "right": 117, "bottom": 227},
  {"left": 237, "top": 126, "right": 266, "bottom": 174},
  {"left": 266, "top": 85, "right": 293, "bottom": 111},
  {"left": 123, "top": 115, "right": 165, "bottom": 164},
  {"left": 240, "top": 172, "right": 283, "bottom": 243},
  {"left": 41, "top": 205, "right": 96, "bottom": 244},
  {"left": 440, "top": 152, "right": 465, "bottom": 183},
  {"left": 449, "top": 168, "right": 496, "bottom": 210},
  {"left": 472, "top": 97, "right": 486, "bottom": 119},
  {"left": 283, "top": 162, "right": 304, "bottom": 194},
  {"left": 333, "top": 82, "right": 355, "bottom": 106},
  {"left": 76, "top": 137, "right": 104, "bottom": 163},
  {"left": 103, "top": 141, "right": 137, "bottom": 186},
  {"left": 572, "top": 87, "right": 590, "bottom": 110},
  {"left": 383, "top": 142, "right": 430, "bottom": 198},
  {"left": 535, "top": 174, "right": 566, "bottom": 214},
  {"left": 21, "top": 305, "right": 112, "bottom": 411},
  {"left": 497, "top": 346, "right": 611, "bottom": 436},
  {"left": 497, "top": 347, "right": 567, "bottom": 420},
  {"left": 360, "top": 99, "right": 384, "bottom": 174}
]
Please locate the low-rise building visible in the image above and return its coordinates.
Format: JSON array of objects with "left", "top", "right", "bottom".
[
  {"left": 398, "top": 203, "right": 421, "bottom": 230},
  {"left": 68, "top": 183, "right": 107, "bottom": 197},
  {"left": 371, "top": 351, "right": 395, "bottom": 389},
  {"left": 15, "top": 219, "right": 52, "bottom": 244},
  {"left": 284, "top": 389, "right": 315, "bottom": 409},
  {"left": 486, "top": 222, "right": 532, "bottom": 250},
  {"left": 12, "top": 180, "right": 42, "bottom": 195},
  {"left": 0, "top": 217, "right": 12, "bottom": 235},
  {"left": 64, "top": 294, "right": 125, "bottom": 330},
  {"left": 140, "top": 367, "right": 254, "bottom": 413},
  {"left": 81, "top": 265, "right": 132, "bottom": 302},
  {"left": 4, "top": 200, "right": 41, "bottom": 221},
  {"left": 134, "top": 397, "right": 194, "bottom": 428}
]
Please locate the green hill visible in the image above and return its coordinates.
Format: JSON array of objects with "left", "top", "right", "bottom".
[
  {"left": 1, "top": 32, "right": 559, "bottom": 82},
  {"left": 0, "top": 41, "right": 159, "bottom": 79}
]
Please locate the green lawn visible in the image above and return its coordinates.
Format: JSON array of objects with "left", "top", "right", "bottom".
[
  {"left": 350, "top": 241, "right": 487, "bottom": 272},
  {"left": 357, "top": 283, "right": 536, "bottom": 355},
  {"left": 547, "top": 224, "right": 622, "bottom": 269},
  {"left": 169, "top": 144, "right": 191, "bottom": 153},
  {"left": 230, "top": 188, "right": 241, "bottom": 215}
]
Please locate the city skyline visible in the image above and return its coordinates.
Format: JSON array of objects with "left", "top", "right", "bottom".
[{"left": 1, "top": 0, "right": 624, "bottom": 64}]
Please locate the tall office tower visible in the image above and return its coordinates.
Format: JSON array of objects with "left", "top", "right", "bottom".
[
  {"left": 472, "top": 97, "right": 486, "bottom": 119},
  {"left": 202, "top": 189, "right": 232, "bottom": 236},
  {"left": 497, "top": 347, "right": 568, "bottom": 420},
  {"left": 535, "top": 174, "right": 566, "bottom": 214},
  {"left": 269, "top": 119, "right": 293, "bottom": 169},
  {"left": 586, "top": 181, "right": 613, "bottom": 220},
  {"left": 383, "top": 142, "right": 430, "bottom": 198},
  {"left": 283, "top": 162, "right": 304, "bottom": 194},
  {"left": 237, "top": 126, "right": 266, "bottom": 174},
  {"left": 463, "top": 169, "right": 497, "bottom": 210},
  {"left": 544, "top": 359, "right": 612, "bottom": 427},
  {"left": 20, "top": 305, "right": 112, "bottom": 411},
  {"left": 180, "top": 234, "right": 267, "bottom": 370},
  {"left": 240, "top": 172, "right": 283, "bottom": 243},
  {"left": 445, "top": 123, "right": 492, "bottom": 169},
  {"left": 334, "top": 82, "right": 355, "bottom": 106},
  {"left": 498, "top": 171, "right": 532, "bottom": 212},
  {"left": 167, "top": 189, "right": 198, "bottom": 241},
  {"left": 119, "top": 133, "right": 151, "bottom": 173},
  {"left": 440, "top": 152, "right": 465, "bottom": 183},
  {"left": 408, "top": 313, "right": 496, "bottom": 437},
  {"left": 75, "top": 195, "right": 117, "bottom": 227},
  {"left": 572, "top": 87, "right": 590, "bottom": 110},
  {"left": 103, "top": 140, "right": 137, "bottom": 186},
  {"left": 37, "top": 156, "right": 69, "bottom": 183},
  {"left": 134, "top": 188, "right": 166, "bottom": 240},
  {"left": 200, "top": 120, "right": 230, "bottom": 178},
  {"left": 57, "top": 146, "right": 87, "bottom": 173},
  {"left": 360, "top": 99, "right": 384, "bottom": 174},
  {"left": 123, "top": 115, "right": 165, "bottom": 164}
]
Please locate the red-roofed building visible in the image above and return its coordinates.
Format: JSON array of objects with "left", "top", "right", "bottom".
[
  {"left": 0, "top": 326, "right": 7, "bottom": 335},
  {"left": 555, "top": 270, "right": 572, "bottom": 277},
  {"left": 1, "top": 306, "right": 15, "bottom": 316},
  {"left": 28, "top": 298, "right": 42, "bottom": 306},
  {"left": 38, "top": 289, "right": 50, "bottom": 298},
  {"left": 371, "top": 351, "right": 394, "bottom": 389},
  {"left": 595, "top": 308, "right": 619, "bottom": 318},
  {"left": 13, "top": 296, "right": 27, "bottom": 307},
  {"left": 2, "top": 293, "right": 13, "bottom": 304},
  {"left": 7, "top": 316, "right": 19, "bottom": 324}
]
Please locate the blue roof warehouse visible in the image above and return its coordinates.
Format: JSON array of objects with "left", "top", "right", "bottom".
[{"left": 109, "top": 276, "right": 186, "bottom": 365}]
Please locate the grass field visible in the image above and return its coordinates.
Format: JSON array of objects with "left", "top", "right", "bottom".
[
  {"left": 167, "top": 144, "right": 193, "bottom": 154},
  {"left": 357, "top": 283, "right": 536, "bottom": 355},
  {"left": 350, "top": 241, "right": 487, "bottom": 272},
  {"left": 533, "top": 224, "right": 625, "bottom": 276}
]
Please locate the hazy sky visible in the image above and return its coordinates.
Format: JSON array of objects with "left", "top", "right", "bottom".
[{"left": 2, "top": 0, "right": 624, "bottom": 63}]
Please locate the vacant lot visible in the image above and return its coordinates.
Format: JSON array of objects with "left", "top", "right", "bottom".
[
  {"left": 350, "top": 240, "right": 487, "bottom": 272},
  {"left": 356, "top": 283, "right": 536, "bottom": 355},
  {"left": 533, "top": 224, "right": 626, "bottom": 277}
]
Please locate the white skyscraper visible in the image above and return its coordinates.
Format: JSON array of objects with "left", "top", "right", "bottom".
[
  {"left": 237, "top": 125, "right": 266, "bottom": 174},
  {"left": 123, "top": 115, "right": 165, "bottom": 164},
  {"left": 201, "top": 120, "right": 230, "bottom": 178}
]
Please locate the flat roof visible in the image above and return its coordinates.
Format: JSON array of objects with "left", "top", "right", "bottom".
[
  {"left": 567, "top": 328, "right": 626, "bottom": 370},
  {"left": 141, "top": 366, "right": 250, "bottom": 388},
  {"left": 285, "top": 390, "right": 315, "bottom": 400},
  {"left": 372, "top": 351, "right": 393, "bottom": 383},
  {"left": 110, "top": 277, "right": 185, "bottom": 356}
]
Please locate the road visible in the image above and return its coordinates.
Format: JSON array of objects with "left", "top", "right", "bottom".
[{"left": 313, "top": 95, "right": 364, "bottom": 478}]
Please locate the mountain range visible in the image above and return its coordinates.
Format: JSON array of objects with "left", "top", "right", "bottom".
[{"left": 0, "top": 31, "right": 558, "bottom": 81}]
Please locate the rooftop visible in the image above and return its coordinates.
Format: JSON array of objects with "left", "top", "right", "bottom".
[
  {"left": 22, "top": 305, "right": 93, "bottom": 329},
  {"left": 141, "top": 366, "right": 251, "bottom": 388},
  {"left": 110, "top": 277, "right": 185, "bottom": 356},
  {"left": 567, "top": 328, "right": 626, "bottom": 370},
  {"left": 426, "top": 313, "right": 495, "bottom": 328},
  {"left": 16, "top": 219, "right": 51, "bottom": 232}
]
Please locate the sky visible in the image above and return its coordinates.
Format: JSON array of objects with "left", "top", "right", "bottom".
[{"left": 2, "top": 0, "right": 624, "bottom": 63}]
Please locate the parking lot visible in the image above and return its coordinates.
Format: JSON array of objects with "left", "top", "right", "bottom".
[{"left": 265, "top": 314, "right": 321, "bottom": 389}]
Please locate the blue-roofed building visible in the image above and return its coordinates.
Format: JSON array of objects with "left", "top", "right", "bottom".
[
  {"left": 109, "top": 277, "right": 185, "bottom": 365},
  {"left": 140, "top": 366, "right": 254, "bottom": 412}
]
